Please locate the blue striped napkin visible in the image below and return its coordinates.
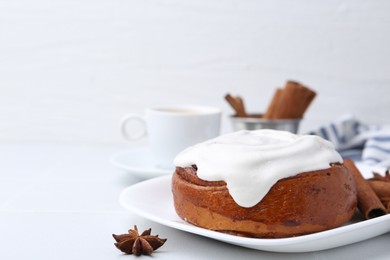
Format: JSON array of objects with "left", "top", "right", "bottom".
[{"left": 308, "top": 114, "right": 390, "bottom": 168}]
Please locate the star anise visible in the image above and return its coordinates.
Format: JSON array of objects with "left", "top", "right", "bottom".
[{"left": 112, "top": 225, "right": 167, "bottom": 256}]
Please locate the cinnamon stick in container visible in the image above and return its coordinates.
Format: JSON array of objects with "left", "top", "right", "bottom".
[
  {"left": 344, "top": 159, "right": 387, "bottom": 219},
  {"left": 295, "top": 83, "right": 316, "bottom": 119},
  {"left": 225, "top": 94, "right": 247, "bottom": 117},
  {"left": 235, "top": 96, "right": 247, "bottom": 117},
  {"left": 263, "top": 81, "right": 316, "bottom": 120},
  {"left": 263, "top": 88, "right": 283, "bottom": 119},
  {"left": 277, "top": 81, "right": 301, "bottom": 119}
]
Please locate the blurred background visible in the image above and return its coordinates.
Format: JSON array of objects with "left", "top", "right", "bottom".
[{"left": 1, "top": 0, "right": 390, "bottom": 143}]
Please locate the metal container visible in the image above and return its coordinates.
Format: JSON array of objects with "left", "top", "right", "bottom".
[{"left": 230, "top": 115, "right": 301, "bottom": 134}]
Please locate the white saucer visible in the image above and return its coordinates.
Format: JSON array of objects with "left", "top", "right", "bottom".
[{"left": 110, "top": 147, "right": 174, "bottom": 179}]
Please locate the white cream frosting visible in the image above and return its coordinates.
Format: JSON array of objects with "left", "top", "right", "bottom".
[{"left": 173, "top": 129, "right": 343, "bottom": 208}]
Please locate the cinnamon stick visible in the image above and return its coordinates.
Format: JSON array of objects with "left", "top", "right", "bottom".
[
  {"left": 344, "top": 159, "right": 387, "bottom": 219},
  {"left": 275, "top": 81, "right": 303, "bottom": 119},
  {"left": 367, "top": 181, "right": 390, "bottom": 199},
  {"left": 263, "top": 88, "right": 283, "bottom": 119},
  {"left": 263, "top": 81, "right": 316, "bottom": 120},
  {"left": 295, "top": 83, "right": 316, "bottom": 118},
  {"left": 235, "top": 96, "right": 247, "bottom": 117},
  {"left": 383, "top": 198, "right": 390, "bottom": 211},
  {"left": 225, "top": 94, "right": 247, "bottom": 117}
]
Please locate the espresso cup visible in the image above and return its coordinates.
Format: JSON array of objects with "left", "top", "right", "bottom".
[{"left": 121, "top": 105, "right": 221, "bottom": 169}]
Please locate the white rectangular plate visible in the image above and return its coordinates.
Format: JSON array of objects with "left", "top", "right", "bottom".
[{"left": 119, "top": 174, "right": 390, "bottom": 253}]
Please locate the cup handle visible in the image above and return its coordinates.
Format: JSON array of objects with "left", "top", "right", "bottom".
[{"left": 120, "top": 114, "right": 147, "bottom": 141}]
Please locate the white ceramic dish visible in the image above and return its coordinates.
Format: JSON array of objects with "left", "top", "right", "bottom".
[
  {"left": 110, "top": 148, "right": 174, "bottom": 179},
  {"left": 119, "top": 165, "right": 390, "bottom": 253}
]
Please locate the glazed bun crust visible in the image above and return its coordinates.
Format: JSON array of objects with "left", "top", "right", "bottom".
[{"left": 172, "top": 164, "right": 357, "bottom": 238}]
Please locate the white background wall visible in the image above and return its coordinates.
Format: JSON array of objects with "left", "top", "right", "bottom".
[{"left": 1, "top": 0, "right": 390, "bottom": 143}]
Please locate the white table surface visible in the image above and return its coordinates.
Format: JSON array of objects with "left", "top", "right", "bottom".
[{"left": 1, "top": 142, "right": 389, "bottom": 260}]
